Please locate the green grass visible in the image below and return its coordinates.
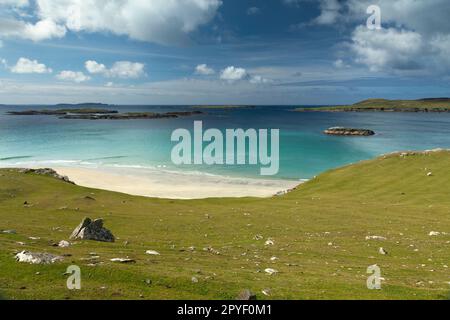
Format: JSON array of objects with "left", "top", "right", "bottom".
[
  {"left": 1, "top": 150, "right": 449, "bottom": 300},
  {"left": 296, "top": 98, "right": 450, "bottom": 112}
]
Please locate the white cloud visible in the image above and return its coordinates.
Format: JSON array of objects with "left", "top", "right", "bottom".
[
  {"left": 2, "top": 0, "right": 219, "bottom": 45},
  {"left": 220, "top": 66, "right": 248, "bottom": 82},
  {"left": 219, "top": 66, "right": 272, "bottom": 84},
  {"left": 109, "top": 61, "right": 145, "bottom": 79},
  {"left": 85, "top": 60, "right": 107, "bottom": 74},
  {"left": 249, "top": 75, "right": 272, "bottom": 84},
  {"left": 0, "top": 0, "right": 29, "bottom": 7},
  {"left": 195, "top": 64, "right": 215, "bottom": 75},
  {"left": 289, "top": 0, "right": 450, "bottom": 73},
  {"left": 10, "top": 57, "right": 52, "bottom": 74},
  {"left": 85, "top": 60, "right": 145, "bottom": 79},
  {"left": 247, "top": 7, "right": 261, "bottom": 15},
  {"left": 313, "top": 0, "right": 341, "bottom": 25},
  {"left": 346, "top": 0, "right": 450, "bottom": 35},
  {"left": 430, "top": 34, "right": 450, "bottom": 67},
  {"left": 56, "top": 70, "right": 90, "bottom": 83},
  {"left": 23, "top": 19, "right": 66, "bottom": 42},
  {"left": 351, "top": 26, "right": 425, "bottom": 72},
  {"left": 0, "top": 17, "right": 66, "bottom": 42}
]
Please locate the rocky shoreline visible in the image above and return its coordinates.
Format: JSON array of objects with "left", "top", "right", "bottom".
[
  {"left": 60, "top": 111, "right": 203, "bottom": 120},
  {"left": 324, "top": 127, "right": 375, "bottom": 136}
]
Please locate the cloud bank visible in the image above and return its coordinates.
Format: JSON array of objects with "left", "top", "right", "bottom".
[{"left": 0, "top": 0, "right": 222, "bottom": 45}]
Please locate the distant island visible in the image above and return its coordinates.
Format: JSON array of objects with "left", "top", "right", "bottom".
[
  {"left": 192, "top": 105, "right": 255, "bottom": 110},
  {"left": 61, "top": 111, "right": 203, "bottom": 120},
  {"left": 8, "top": 108, "right": 203, "bottom": 120},
  {"left": 8, "top": 109, "right": 119, "bottom": 116},
  {"left": 296, "top": 98, "right": 450, "bottom": 112}
]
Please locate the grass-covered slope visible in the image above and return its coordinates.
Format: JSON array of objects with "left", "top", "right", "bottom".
[
  {"left": 0, "top": 151, "right": 449, "bottom": 300},
  {"left": 296, "top": 98, "right": 450, "bottom": 112}
]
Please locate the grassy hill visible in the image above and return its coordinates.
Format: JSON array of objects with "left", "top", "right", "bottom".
[
  {"left": 0, "top": 150, "right": 449, "bottom": 300},
  {"left": 296, "top": 98, "right": 450, "bottom": 112}
]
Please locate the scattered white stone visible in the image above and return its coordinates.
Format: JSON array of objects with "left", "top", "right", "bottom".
[
  {"left": 145, "top": 250, "right": 160, "bottom": 256},
  {"left": 427, "top": 172, "right": 433, "bottom": 177},
  {"left": 379, "top": 247, "right": 388, "bottom": 255},
  {"left": 28, "top": 237, "right": 40, "bottom": 240},
  {"left": 254, "top": 235, "right": 263, "bottom": 241},
  {"left": 265, "top": 239, "right": 275, "bottom": 246},
  {"left": 264, "top": 268, "right": 279, "bottom": 275},
  {"left": 429, "top": 231, "right": 446, "bottom": 236},
  {"left": 15, "top": 251, "right": 63, "bottom": 264},
  {"left": 191, "top": 277, "right": 199, "bottom": 283},
  {"left": 328, "top": 242, "right": 333, "bottom": 246},
  {"left": 365, "top": 236, "right": 387, "bottom": 241},
  {"left": 2, "top": 230, "right": 17, "bottom": 234},
  {"left": 58, "top": 240, "right": 70, "bottom": 248},
  {"left": 110, "top": 258, "right": 136, "bottom": 264},
  {"left": 270, "top": 256, "right": 278, "bottom": 262},
  {"left": 261, "top": 289, "right": 271, "bottom": 296}
]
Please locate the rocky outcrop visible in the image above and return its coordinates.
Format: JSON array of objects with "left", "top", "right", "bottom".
[
  {"left": 15, "top": 251, "right": 64, "bottom": 264},
  {"left": 324, "top": 127, "right": 375, "bottom": 136},
  {"left": 60, "top": 111, "right": 203, "bottom": 120},
  {"left": 18, "top": 168, "right": 74, "bottom": 184},
  {"left": 70, "top": 218, "right": 115, "bottom": 242}
]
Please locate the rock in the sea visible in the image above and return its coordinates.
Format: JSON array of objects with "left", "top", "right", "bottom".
[
  {"left": 70, "top": 218, "right": 115, "bottom": 242},
  {"left": 324, "top": 127, "right": 375, "bottom": 136},
  {"left": 15, "top": 251, "right": 64, "bottom": 264},
  {"left": 19, "top": 168, "right": 74, "bottom": 184},
  {"left": 236, "top": 289, "right": 257, "bottom": 301}
]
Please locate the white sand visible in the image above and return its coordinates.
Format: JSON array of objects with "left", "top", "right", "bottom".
[{"left": 53, "top": 166, "right": 301, "bottom": 199}]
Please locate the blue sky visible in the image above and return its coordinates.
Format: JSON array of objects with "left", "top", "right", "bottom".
[{"left": 0, "top": 0, "right": 449, "bottom": 105}]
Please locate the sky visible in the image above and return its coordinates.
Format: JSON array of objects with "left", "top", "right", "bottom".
[{"left": 0, "top": 0, "right": 449, "bottom": 105}]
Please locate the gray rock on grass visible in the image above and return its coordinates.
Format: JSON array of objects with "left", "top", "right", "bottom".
[
  {"left": 15, "top": 251, "right": 64, "bottom": 264},
  {"left": 70, "top": 218, "right": 115, "bottom": 242},
  {"left": 237, "top": 289, "right": 257, "bottom": 300},
  {"left": 19, "top": 168, "right": 74, "bottom": 184}
]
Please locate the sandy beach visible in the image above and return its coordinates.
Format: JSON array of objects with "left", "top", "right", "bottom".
[{"left": 53, "top": 166, "right": 301, "bottom": 199}]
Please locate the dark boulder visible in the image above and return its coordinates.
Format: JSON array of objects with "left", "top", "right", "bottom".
[{"left": 70, "top": 218, "right": 115, "bottom": 242}]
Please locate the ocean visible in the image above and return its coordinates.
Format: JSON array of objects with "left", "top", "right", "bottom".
[{"left": 2, "top": 105, "right": 450, "bottom": 181}]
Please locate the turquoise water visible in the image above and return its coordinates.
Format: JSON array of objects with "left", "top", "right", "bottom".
[{"left": 1, "top": 105, "right": 450, "bottom": 180}]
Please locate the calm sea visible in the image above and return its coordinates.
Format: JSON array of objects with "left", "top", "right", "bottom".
[{"left": 1, "top": 105, "right": 450, "bottom": 180}]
